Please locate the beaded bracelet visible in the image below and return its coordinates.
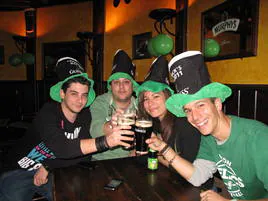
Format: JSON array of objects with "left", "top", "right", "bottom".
[
  {"left": 163, "top": 147, "right": 171, "bottom": 157},
  {"left": 159, "top": 144, "right": 169, "bottom": 155},
  {"left": 168, "top": 154, "right": 177, "bottom": 167}
]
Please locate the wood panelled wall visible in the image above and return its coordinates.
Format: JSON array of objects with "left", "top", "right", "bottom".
[
  {"left": 98, "top": 82, "right": 268, "bottom": 125},
  {"left": 224, "top": 84, "right": 268, "bottom": 125},
  {"left": 1, "top": 82, "right": 268, "bottom": 126},
  {"left": 0, "top": 81, "right": 45, "bottom": 121}
]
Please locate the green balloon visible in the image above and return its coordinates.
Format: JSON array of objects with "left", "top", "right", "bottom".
[
  {"left": 23, "top": 53, "right": 35, "bottom": 65},
  {"left": 152, "top": 34, "right": 174, "bottom": 56},
  {"left": 8, "top": 54, "right": 23, "bottom": 67},
  {"left": 204, "top": 39, "right": 220, "bottom": 57},
  {"left": 147, "top": 38, "right": 158, "bottom": 57}
]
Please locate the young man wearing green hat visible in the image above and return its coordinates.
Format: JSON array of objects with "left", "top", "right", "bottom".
[
  {"left": 137, "top": 55, "right": 214, "bottom": 190},
  {"left": 90, "top": 49, "right": 139, "bottom": 160},
  {"left": 0, "top": 57, "right": 134, "bottom": 201},
  {"left": 147, "top": 51, "right": 268, "bottom": 200}
]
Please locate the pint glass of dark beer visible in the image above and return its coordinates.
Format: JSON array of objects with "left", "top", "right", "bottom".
[
  {"left": 117, "top": 109, "right": 136, "bottom": 149},
  {"left": 135, "top": 119, "right": 153, "bottom": 154}
]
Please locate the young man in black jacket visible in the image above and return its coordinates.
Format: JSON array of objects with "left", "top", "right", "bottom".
[{"left": 0, "top": 57, "right": 134, "bottom": 201}]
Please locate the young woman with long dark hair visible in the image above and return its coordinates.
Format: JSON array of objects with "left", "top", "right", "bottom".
[{"left": 136, "top": 56, "right": 214, "bottom": 189}]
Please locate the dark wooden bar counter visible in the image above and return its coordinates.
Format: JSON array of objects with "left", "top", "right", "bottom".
[{"left": 53, "top": 156, "right": 201, "bottom": 201}]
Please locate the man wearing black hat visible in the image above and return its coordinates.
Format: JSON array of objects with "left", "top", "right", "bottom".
[
  {"left": 0, "top": 57, "right": 134, "bottom": 201},
  {"left": 147, "top": 51, "right": 268, "bottom": 200},
  {"left": 137, "top": 55, "right": 214, "bottom": 189},
  {"left": 90, "top": 49, "right": 139, "bottom": 160}
]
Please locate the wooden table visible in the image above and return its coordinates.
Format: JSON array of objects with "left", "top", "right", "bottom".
[{"left": 53, "top": 156, "right": 201, "bottom": 201}]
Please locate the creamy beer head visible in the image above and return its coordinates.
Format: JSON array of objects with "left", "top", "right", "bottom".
[
  {"left": 123, "top": 113, "right": 136, "bottom": 118},
  {"left": 118, "top": 117, "right": 135, "bottom": 126},
  {"left": 135, "top": 120, "right": 152, "bottom": 128}
]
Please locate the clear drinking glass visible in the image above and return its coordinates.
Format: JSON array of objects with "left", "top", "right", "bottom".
[
  {"left": 106, "top": 104, "right": 116, "bottom": 122},
  {"left": 117, "top": 108, "right": 136, "bottom": 150},
  {"left": 134, "top": 111, "right": 152, "bottom": 154}
]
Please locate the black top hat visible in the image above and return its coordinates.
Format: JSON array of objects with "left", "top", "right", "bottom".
[
  {"left": 107, "top": 49, "right": 139, "bottom": 91},
  {"left": 166, "top": 51, "right": 232, "bottom": 117},
  {"left": 168, "top": 51, "right": 211, "bottom": 94},
  {"left": 55, "top": 57, "right": 85, "bottom": 81},
  {"left": 111, "top": 49, "right": 135, "bottom": 78},
  {"left": 136, "top": 56, "right": 174, "bottom": 97},
  {"left": 144, "top": 56, "right": 169, "bottom": 84},
  {"left": 50, "top": 57, "right": 96, "bottom": 107}
]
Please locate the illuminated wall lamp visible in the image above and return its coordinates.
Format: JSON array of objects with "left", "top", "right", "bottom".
[{"left": 25, "top": 8, "right": 36, "bottom": 37}]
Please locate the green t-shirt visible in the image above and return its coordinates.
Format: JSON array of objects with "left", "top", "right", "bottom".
[
  {"left": 197, "top": 115, "right": 268, "bottom": 199},
  {"left": 90, "top": 92, "right": 136, "bottom": 160}
]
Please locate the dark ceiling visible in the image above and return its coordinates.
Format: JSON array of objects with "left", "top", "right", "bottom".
[{"left": 0, "top": 0, "right": 92, "bottom": 11}]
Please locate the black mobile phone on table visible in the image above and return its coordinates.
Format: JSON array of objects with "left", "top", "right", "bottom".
[{"left": 104, "top": 179, "right": 123, "bottom": 191}]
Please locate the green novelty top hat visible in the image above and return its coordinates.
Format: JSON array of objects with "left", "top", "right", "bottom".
[
  {"left": 166, "top": 51, "right": 232, "bottom": 117},
  {"left": 107, "top": 49, "right": 139, "bottom": 92},
  {"left": 50, "top": 57, "right": 96, "bottom": 107},
  {"left": 136, "top": 56, "right": 174, "bottom": 97}
]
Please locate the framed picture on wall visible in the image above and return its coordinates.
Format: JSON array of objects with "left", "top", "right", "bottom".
[
  {"left": 132, "top": 32, "right": 152, "bottom": 60},
  {"left": 201, "top": 0, "right": 259, "bottom": 61}
]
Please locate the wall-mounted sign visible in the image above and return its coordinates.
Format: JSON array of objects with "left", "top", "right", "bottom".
[{"left": 201, "top": 0, "right": 259, "bottom": 61}]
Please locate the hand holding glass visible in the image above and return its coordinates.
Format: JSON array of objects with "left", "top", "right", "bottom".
[{"left": 117, "top": 108, "right": 136, "bottom": 149}]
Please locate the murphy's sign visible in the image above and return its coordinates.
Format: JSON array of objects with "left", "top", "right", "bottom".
[{"left": 212, "top": 18, "right": 240, "bottom": 37}]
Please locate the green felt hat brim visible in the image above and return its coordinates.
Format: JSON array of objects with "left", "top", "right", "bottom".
[
  {"left": 50, "top": 73, "right": 96, "bottom": 108},
  {"left": 165, "top": 82, "right": 232, "bottom": 117},
  {"left": 107, "top": 72, "right": 139, "bottom": 92},
  {"left": 136, "top": 80, "right": 174, "bottom": 97}
]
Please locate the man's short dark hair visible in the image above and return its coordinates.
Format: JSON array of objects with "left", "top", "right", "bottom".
[{"left": 61, "top": 76, "right": 90, "bottom": 93}]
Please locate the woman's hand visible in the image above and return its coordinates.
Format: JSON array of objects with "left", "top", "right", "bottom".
[
  {"left": 105, "top": 124, "right": 134, "bottom": 148},
  {"left": 33, "top": 166, "right": 48, "bottom": 186},
  {"left": 146, "top": 133, "right": 167, "bottom": 152}
]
